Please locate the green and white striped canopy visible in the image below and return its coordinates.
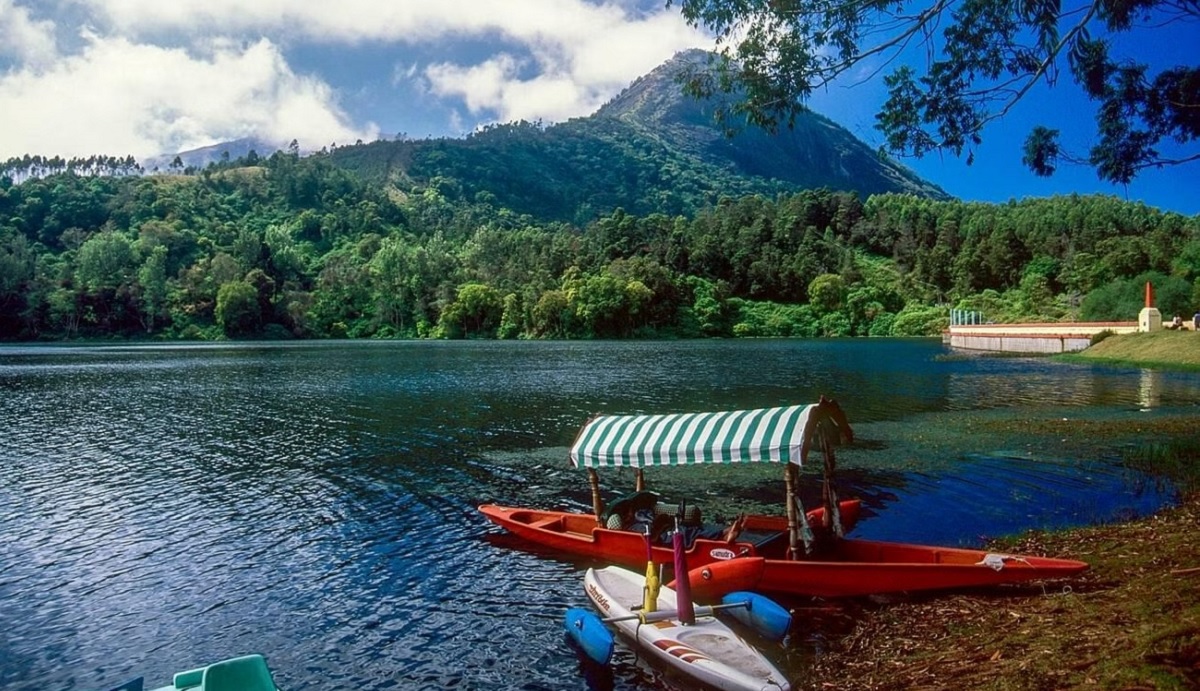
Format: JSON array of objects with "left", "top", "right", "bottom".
[{"left": 569, "top": 404, "right": 820, "bottom": 468}]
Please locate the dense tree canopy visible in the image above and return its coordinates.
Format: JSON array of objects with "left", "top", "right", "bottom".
[
  {"left": 0, "top": 148, "right": 1196, "bottom": 342},
  {"left": 670, "top": 0, "right": 1200, "bottom": 183}
]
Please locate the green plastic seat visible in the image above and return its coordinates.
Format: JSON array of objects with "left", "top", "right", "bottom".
[{"left": 197, "top": 655, "right": 277, "bottom": 691}]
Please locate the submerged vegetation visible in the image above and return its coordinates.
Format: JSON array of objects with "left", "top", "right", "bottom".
[
  {"left": 1, "top": 147, "right": 1198, "bottom": 342},
  {"left": 1125, "top": 439, "right": 1200, "bottom": 496}
]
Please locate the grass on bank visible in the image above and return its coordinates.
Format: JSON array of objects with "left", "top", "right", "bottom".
[
  {"left": 798, "top": 434, "right": 1200, "bottom": 690},
  {"left": 799, "top": 493, "right": 1200, "bottom": 690},
  {"left": 1064, "top": 331, "right": 1200, "bottom": 370}
]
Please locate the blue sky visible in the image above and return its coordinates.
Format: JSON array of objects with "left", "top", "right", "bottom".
[{"left": 0, "top": 0, "right": 1196, "bottom": 215}]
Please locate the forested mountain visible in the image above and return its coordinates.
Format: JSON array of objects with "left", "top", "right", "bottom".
[
  {"left": 318, "top": 50, "right": 946, "bottom": 225},
  {"left": 595, "top": 50, "right": 945, "bottom": 199},
  {"left": 0, "top": 140, "right": 1196, "bottom": 343},
  {"left": 147, "top": 50, "right": 943, "bottom": 227}
]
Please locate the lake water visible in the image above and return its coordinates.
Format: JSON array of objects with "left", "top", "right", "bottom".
[{"left": 1, "top": 339, "right": 1197, "bottom": 690}]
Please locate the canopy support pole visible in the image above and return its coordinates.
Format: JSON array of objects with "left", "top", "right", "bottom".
[
  {"left": 785, "top": 464, "right": 799, "bottom": 560},
  {"left": 635, "top": 468, "right": 645, "bottom": 492},
  {"left": 820, "top": 427, "right": 844, "bottom": 538},
  {"left": 791, "top": 494, "right": 815, "bottom": 556},
  {"left": 588, "top": 468, "right": 604, "bottom": 526}
]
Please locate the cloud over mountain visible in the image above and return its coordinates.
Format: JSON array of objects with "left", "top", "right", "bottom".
[{"left": 0, "top": 1, "right": 706, "bottom": 159}]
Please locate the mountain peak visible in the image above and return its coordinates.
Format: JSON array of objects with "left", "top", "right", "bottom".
[{"left": 595, "top": 49, "right": 948, "bottom": 200}]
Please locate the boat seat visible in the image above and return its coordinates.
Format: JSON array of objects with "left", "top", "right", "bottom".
[
  {"left": 653, "top": 501, "right": 702, "bottom": 527},
  {"left": 529, "top": 516, "right": 563, "bottom": 530},
  {"left": 747, "top": 530, "right": 788, "bottom": 551},
  {"left": 196, "top": 654, "right": 277, "bottom": 691}
]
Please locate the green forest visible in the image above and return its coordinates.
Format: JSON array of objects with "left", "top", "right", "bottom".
[{"left": 1, "top": 147, "right": 1198, "bottom": 341}]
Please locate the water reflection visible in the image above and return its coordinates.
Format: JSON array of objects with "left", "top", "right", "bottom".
[
  {"left": 1139, "top": 368, "right": 1163, "bottom": 409},
  {"left": 944, "top": 355, "right": 1197, "bottom": 412}
]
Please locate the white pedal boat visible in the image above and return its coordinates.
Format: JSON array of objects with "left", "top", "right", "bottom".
[{"left": 581, "top": 565, "right": 790, "bottom": 691}]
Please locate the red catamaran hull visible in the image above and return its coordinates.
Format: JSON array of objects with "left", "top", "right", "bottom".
[
  {"left": 479, "top": 503, "right": 1089, "bottom": 599},
  {"left": 679, "top": 540, "right": 1090, "bottom": 599},
  {"left": 478, "top": 501, "right": 860, "bottom": 570}
]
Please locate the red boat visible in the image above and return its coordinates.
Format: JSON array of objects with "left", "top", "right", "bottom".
[
  {"left": 479, "top": 398, "right": 1089, "bottom": 599},
  {"left": 678, "top": 540, "right": 1091, "bottom": 600},
  {"left": 478, "top": 500, "right": 862, "bottom": 573}
]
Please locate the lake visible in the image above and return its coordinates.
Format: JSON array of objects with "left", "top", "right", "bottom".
[{"left": 1, "top": 339, "right": 1196, "bottom": 690}]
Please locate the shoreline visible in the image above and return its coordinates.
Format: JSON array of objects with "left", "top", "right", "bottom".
[{"left": 798, "top": 493, "right": 1200, "bottom": 690}]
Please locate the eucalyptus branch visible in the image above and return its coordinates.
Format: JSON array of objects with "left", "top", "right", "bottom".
[
  {"left": 676, "top": 0, "right": 1198, "bottom": 181},
  {"left": 1134, "top": 151, "right": 1200, "bottom": 169},
  {"left": 980, "top": 0, "right": 1102, "bottom": 124},
  {"left": 804, "top": 0, "right": 957, "bottom": 89}
]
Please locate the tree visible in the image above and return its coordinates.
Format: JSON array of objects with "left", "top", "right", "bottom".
[
  {"left": 437, "top": 283, "right": 504, "bottom": 338},
  {"left": 136, "top": 246, "right": 168, "bottom": 333},
  {"left": 245, "top": 268, "right": 278, "bottom": 326},
  {"left": 0, "top": 231, "right": 32, "bottom": 297},
  {"left": 685, "top": 275, "right": 733, "bottom": 336},
  {"left": 807, "top": 273, "right": 846, "bottom": 314},
  {"left": 671, "top": 0, "right": 1199, "bottom": 183},
  {"left": 76, "top": 231, "right": 136, "bottom": 299},
  {"left": 531, "top": 289, "right": 572, "bottom": 338},
  {"left": 47, "top": 286, "right": 80, "bottom": 337},
  {"left": 497, "top": 293, "right": 523, "bottom": 339},
  {"left": 1081, "top": 270, "right": 1192, "bottom": 320},
  {"left": 215, "top": 280, "right": 261, "bottom": 337},
  {"left": 0, "top": 231, "right": 33, "bottom": 335}
]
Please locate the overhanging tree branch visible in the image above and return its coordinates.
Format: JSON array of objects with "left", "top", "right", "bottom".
[{"left": 670, "top": 0, "right": 1199, "bottom": 183}]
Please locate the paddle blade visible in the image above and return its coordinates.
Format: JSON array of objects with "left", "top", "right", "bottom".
[
  {"left": 720, "top": 591, "right": 792, "bottom": 642},
  {"left": 563, "top": 608, "right": 614, "bottom": 666}
]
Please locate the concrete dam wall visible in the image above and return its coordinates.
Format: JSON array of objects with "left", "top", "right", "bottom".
[{"left": 946, "top": 322, "right": 1138, "bottom": 354}]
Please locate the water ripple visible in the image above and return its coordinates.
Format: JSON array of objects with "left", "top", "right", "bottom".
[{"left": 1, "top": 341, "right": 1195, "bottom": 690}]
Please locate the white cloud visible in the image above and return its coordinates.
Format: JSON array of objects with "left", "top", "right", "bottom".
[
  {"left": 6, "top": 1, "right": 710, "bottom": 155},
  {"left": 570, "top": 11, "right": 708, "bottom": 84},
  {"left": 0, "top": 0, "right": 57, "bottom": 66},
  {"left": 0, "top": 34, "right": 376, "bottom": 158},
  {"left": 392, "top": 62, "right": 419, "bottom": 88},
  {"left": 70, "top": 0, "right": 711, "bottom": 130},
  {"left": 70, "top": 0, "right": 692, "bottom": 47},
  {"left": 410, "top": 4, "right": 711, "bottom": 128},
  {"left": 425, "top": 55, "right": 595, "bottom": 125},
  {"left": 425, "top": 56, "right": 521, "bottom": 115}
]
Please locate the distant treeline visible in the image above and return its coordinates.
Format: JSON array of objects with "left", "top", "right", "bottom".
[
  {"left": 1, "top": 154, "right": 143, "bottom": 184},
  {"left": 1, "top": 150, "right": 1197, "bottom": 341}
]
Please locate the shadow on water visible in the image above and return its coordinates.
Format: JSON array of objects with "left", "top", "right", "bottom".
[{"left": 0, "top": 340, "right": 1196, "bottom": 690}]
